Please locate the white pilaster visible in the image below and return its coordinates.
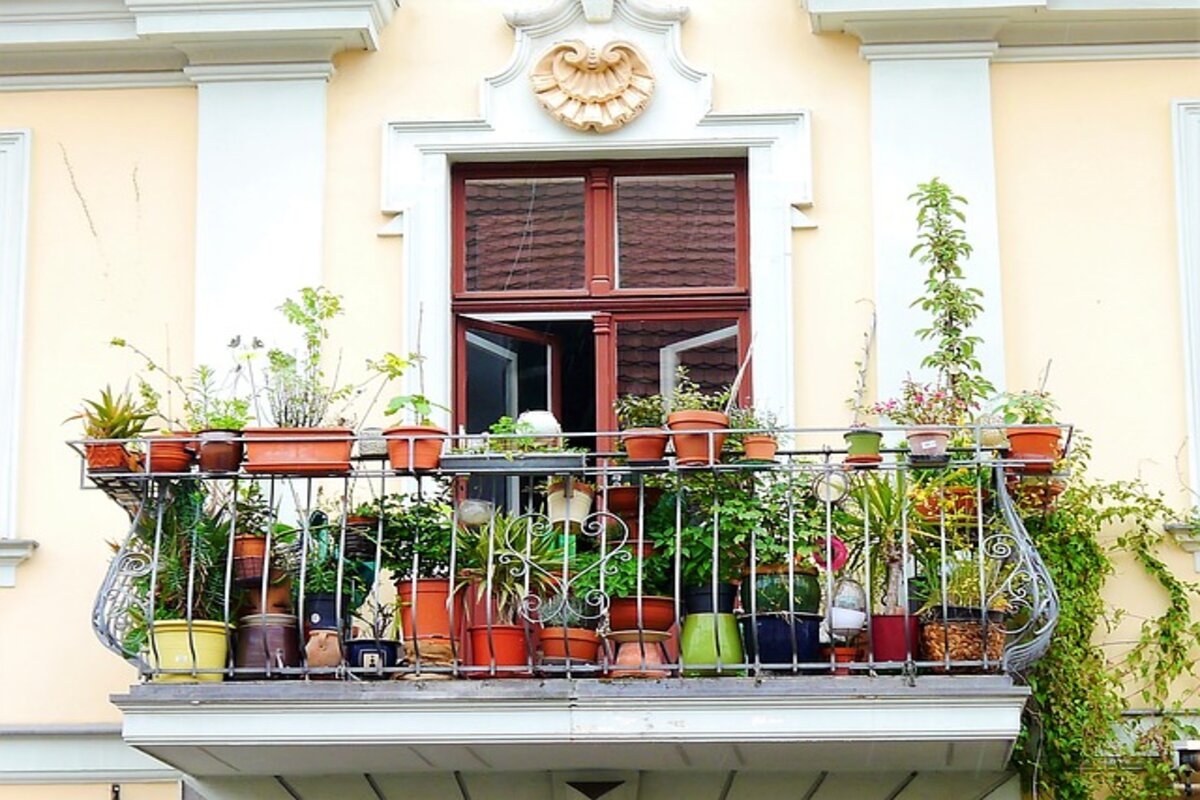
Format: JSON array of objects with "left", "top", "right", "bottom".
[
  {"left": 0, "top": 130, "right": 31, "bottom": 558},
  {"left": 866, "top": 44, "right": 1006, "bottom": 402},
  {"left": 191, "top": 67, "right": 330, "bottom": 366},
  {"left": 1174, "top": 99, "right": 1200, "bottom": 495}
]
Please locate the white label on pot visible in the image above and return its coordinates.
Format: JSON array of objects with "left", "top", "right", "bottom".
[
  {"left": 363, "top": 652, "right": 381, "bottom": 669},
  {"left": 921, "top": 439, "right": 938, "bottom": 450},
  {"left": 310, "top": 612, "right": 320, "bottom": 624}
]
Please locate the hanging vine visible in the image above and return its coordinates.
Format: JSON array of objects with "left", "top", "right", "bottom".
[{"left": 1014, "top": 437, "right": 1200, "bottom": 799}]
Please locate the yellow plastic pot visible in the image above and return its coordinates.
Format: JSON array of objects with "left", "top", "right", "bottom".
[{"left": 149, "top": 620, "right": 231, "bottom": 682}]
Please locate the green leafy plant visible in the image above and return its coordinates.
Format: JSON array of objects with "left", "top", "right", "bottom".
[
  {"left": 66, "top": 385, "right": 154, "bottom": 440},
  {"left": 668, "top": 366, "right": 731, "bottom": 413},
  {"left": 648, "top": 472, "right": 760, "bottom": 588},
  {"left": 456, "top": 513, "right": 563, "bottom": 625},
  {"left": 614, "top": 393, "right": 667, "bottom": 429},
  {"left": 234, "top": 483, "right": 275, "bottom": 538},
  {"left": 259, "top": 287, "right": 354, "bottom": 428},
  {"left": 370, "top": 351, "right": 449, "bottom": 427},
  {"left": 572, "top": 546, "right": 672, "bottom": 599},
  {"left": 380, "top": 484, "right": 455, "bottom": 579},
  {"left": 994, "top": 389, "right": 1059, "bottom": 425},
  {"left": 111, "top": 338, "right": 253, "bottom": 431},
  {"left": 908, "top": 178, "right": 995, "bottom": 415}
]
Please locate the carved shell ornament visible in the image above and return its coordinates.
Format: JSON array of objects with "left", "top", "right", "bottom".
[{"left": 531, "top": 40, "right": 655, "bottom": 133}]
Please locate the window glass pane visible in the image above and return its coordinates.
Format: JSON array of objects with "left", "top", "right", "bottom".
[
  {"left": 616, "top": 318, "right": 740, "bottom": 399},
  {"left": 615, "top": 175, "right": 737, "bottom": 289},
  {"left": 464, "top": 178, "right": 586, "bottom": 292}
]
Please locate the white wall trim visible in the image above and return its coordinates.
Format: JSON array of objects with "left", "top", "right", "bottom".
[
  {"left": 1174, "top": 99, "right": 1200, "bottom": 497},
  {"left": 0, "top": 539, "right": 37, "bottom": 588},
  {"left": 860, "top": 41, "right": 999, "bottom": 61},
  {"left": 383, "top": 0, "right": 809, "bottom": 428},
  {"left": 0, "top": 727, "right": 179, "bottom": 784},
  {"left": 0, "top": 130, "right": 31, "bottom": 551},
  {"left": 0, "top": 71, "right": 192, "bottom": 92},
  {"left": 995, "top": 42, "right": 1200, "bottom": 62}
]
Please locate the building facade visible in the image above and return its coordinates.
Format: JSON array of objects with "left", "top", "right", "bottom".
[{"left": 1, "top": 1, "right": 1198, "bottom": 798}]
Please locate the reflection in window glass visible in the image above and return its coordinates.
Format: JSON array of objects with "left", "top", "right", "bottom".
[
  {"left": 464, "top": 178, "right": 586, "bottom": 292},
  {"left": 615, "top": 175, "right": 737, "bottom": 289},
  {"left": 616, "top": 318, "right": 739, "bottom": 399}
]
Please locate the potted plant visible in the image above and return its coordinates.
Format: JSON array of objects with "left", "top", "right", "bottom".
[
  {"left": 576, "top": 541, "right": 675, "bottom": 632},
  {"left": 915, "top": 551, "right": 1010, "bottom": 668},
  {"left": 535, "top": 561, "right": 604, "bottom": 666},
  {"left": 373, "top": 348, "right": 449, "bottom": 472},
  {"left": 994, "top": 388, "right": 1062, "bottom": 473},
  {"left": 457, "top": 512, "right": 563, "bottom": 675},
  {"left": 544, "top": 479, "right": 595, "bottom": 532},
  {"left": 244, "top": 287, "right": 357, "bottom": 474},
  {"left": 843, "top": 312, "right": 884, "bottom": 466},
  {"left": 871, "top": 376, "right": 966, "bottom": 461},
  {"left": 729, "top": 405, "right": 780, "bottom": 462},
  {"left": 665, "top": 367, "right": 731, "bottom": 466},
  {"left": 614, "top": 392, "right": 668, "bottom": 462},
  {"left": 380, "top": 486, "right": 460, "bottom": 652},
  {"left": 911, "top": 467, "right": 990, "bottom": 525},
  {"left": 445, "top": 414, "right": 588, "bottom": 471},
  {"left": 122, "top": 482, "right": 232, "bottom": 681},
  {"left": 66, "top": 385, "right": 153, "bottom": 472},
  {"left": 231, "top": 483, "right": 275, "bottom": 589},
  {"left": 347, "top": 599, "right": 402, "bottom": 675}
]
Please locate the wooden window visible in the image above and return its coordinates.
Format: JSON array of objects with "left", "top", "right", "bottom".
[{"left": 452, "top": 159, "right": 750, "bottom": 434}]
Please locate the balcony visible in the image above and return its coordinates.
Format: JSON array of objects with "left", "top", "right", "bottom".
[{"left": 73, "top": 425, "right": 1060, "bottom": 781}]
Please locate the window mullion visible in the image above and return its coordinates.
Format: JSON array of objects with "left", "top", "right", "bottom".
[{"left": 586, "top": 166, "right": 614, "bottom": 296}]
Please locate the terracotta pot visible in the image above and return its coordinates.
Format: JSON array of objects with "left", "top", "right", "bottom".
[
  {"left": 844, "top": 429, "right": 883, "bottom": 465},
  {"left": 232, "top": 535, "right": 268, "bottom": 588},
  {"left": 197, "top": 429, "right": 244, "bottom": 473},
  {"left": 243, "top": 427, "right": 353, "bottom": 474},
  {"left": 608, "top": 595, "right": 677, "bottom": 632},
  {"left": 468, "top": 624, "right": 530, "bottom": 672},
  {"left": 240, "top": 568, "right": 293, "bottom": 616},
  {"left": 610, "top": 634, "right": 672, "bottom": 678},
  {"left": 667, "top": 410, "right": 729, "bottom": 466},
  {"left": 84, "top": 442, "right": 133, "bottom": 472},
  {"left": 621, "top": 428, "right": 669, "bottom": 462},
  {"left": 539, "top": 627, "right": 601, "bottom": 662},
  {"left": 821, "top": 644, "right": 859, "bottom": 676},
  {"left": 1006, "top": 426, "right": 1062, "bottom": 473},
  {"left": 396, "top": 577, "right": 460, "bottom": 642},
  {"left": 603, "top": 485, "right": 664, "bottom": 542},
  {"left": 741, "top": 434, "right": 778, "bottom": 462},
  {"left": 384, "top": 425, "right": 446, "bottom": 472},
  {"left": 145, "top": 434, "right": 194, "bottom": 474},
  {"left": 907, "top": 428, "right": 950, "bottom": 459}
]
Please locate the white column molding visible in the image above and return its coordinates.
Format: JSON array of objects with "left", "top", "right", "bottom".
[
  {"left": 192, "top": 73, "right": 329, "bottom": 367},
  {"left": 1174, "top": 99, "right": 1200, "bottom": 495},
  {"left": 0, "top": 540, "right": 37, "bottom": 588},
  {"left": 0, "top": 726, "right": 178, "bottom": 783},
  {"left": 383, "top": 0, "right": 811, "bottom": 427},
  {"left": 866, "top": 49, "right": 1006, "bottom": 403},
  {"left": 0, "top": 130, "right": 31, "bottom": 557}
]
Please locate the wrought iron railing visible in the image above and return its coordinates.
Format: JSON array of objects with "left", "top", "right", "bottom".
[{"left": 74, "top": 426, "right": 1061, "bottom": 682}]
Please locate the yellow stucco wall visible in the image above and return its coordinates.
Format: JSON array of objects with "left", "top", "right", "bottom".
[
  {"left": 323, "top": 0, "right": 872, "bottom": 425},
  {"left": 0, "top": 783, "right": 179, "bottom": 800},
  {"left": 0, "top": 88, "right": 197, "bottom": 724},
  {"left": 993, "top": 59, "right": 1200, "bottom": 668}
]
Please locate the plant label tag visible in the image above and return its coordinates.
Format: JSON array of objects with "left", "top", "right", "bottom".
[
  {"left": 921, "top": 439, "right": 938, "bottom": 450},
  {"left": 363, "top": 652, "right": 381, "bottom": 669}
]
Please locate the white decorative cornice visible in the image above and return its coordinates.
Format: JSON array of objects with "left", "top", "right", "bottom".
[
  {"left": 1167, "top": 522, "right": 1200, "bottom": 572},
  {"left": 860, "top": 41, "right": 999, "bottom": 60},
  {"left": 0, "top": 0, "right": 399, "bottom": 90},
  {"left": 0, "top": 540, "right": 37, "bottom": 588},
  {"left": 804, "top": 0, "right": 1200, "bottom": 56}
]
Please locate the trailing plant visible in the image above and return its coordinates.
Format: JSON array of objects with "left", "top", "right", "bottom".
[
  {"left": 1013, "top": 436, "right": 1200, "bottom": 799},
  {"left": 908, "top": 178, "right": 994, "bottom": 416}
]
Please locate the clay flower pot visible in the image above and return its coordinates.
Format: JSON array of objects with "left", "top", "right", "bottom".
[
  {"left": 397, "top": 577, "right": 461, "bottom": 644},
  {"left": 232, "top": 535, "right": 269, "bottom": 588},
  {"left": 1006, "top": 426, "right": 1063, "bottom": 473},
  {"left": 145, "top": 433, "right": 194, "bottom": 473},
  {"left": 539, "top": 627, "right": 602, "bottom": 662},
  {"left": 545, "top": 481, "right": 595, "bottom": 529},
  {"left": 384, "top": 424, "right": 447, "bottom": 472},
  {"left": 468, "top": 624, "right": 530, "bottom": 673},
  {"left": 666, "top": 410, "right": 729, "bottom": 466},
  {"left": 621, "top": 428, "right": 669, "bottom": 462},
  {"left": 197, "top": 429, "right": 244, "bottom": 473},
  {"left": 243, "top": 428, "right": 354, "bottom": 474},
  {"left": 740, "top": 434, "right": 778, "bottom": 462},
  {"left": 608, "top": 595, "right": 677, "bottom": 632},
  {"left": 84, "top": 442, "right": 134, "bottom": 472},
  {"left": 906, "top": 428, "right": 950, "bottom": 460},
  {"left": 915, "top": 486, "right": 986, "bottom": 524}
]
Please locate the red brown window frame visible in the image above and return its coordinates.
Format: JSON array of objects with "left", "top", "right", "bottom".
[{"left": 451, "top": 158, "right": 752, "bottom": 433}]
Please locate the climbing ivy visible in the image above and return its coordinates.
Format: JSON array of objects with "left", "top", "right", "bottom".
[{"left": 1014, "top": 437, "right": 1200, "bottom": 799}]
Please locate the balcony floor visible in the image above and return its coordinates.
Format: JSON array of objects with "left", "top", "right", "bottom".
[{"left": 114, "top": 675, "right": 1028, "bottom": 778}]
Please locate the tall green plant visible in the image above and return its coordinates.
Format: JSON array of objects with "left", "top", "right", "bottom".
[{"left": 908, "top": 178, "right": 994, "bottom": 416}]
